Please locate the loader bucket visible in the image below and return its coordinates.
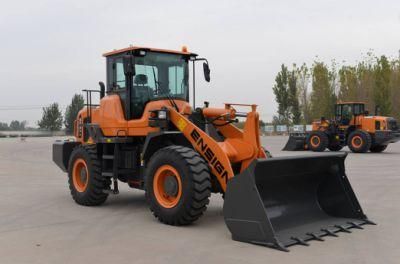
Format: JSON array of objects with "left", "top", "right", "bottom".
[
  {"left": 223, "top": 153, "right": 374, "bottom": 251},
  {"left": 282, "top": 133, "right": 307, "bottom": 151}
]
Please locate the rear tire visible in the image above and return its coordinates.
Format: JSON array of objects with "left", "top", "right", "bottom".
[
  {"left": 68, "top": 145, "right": 111, "bottom": 206},
  {"left": 145, "top": 146, "right": 211, "bottom": 225},
  {"left": 370, "top": 144, "right": 387, "bottom": 153},
  {"left": 308, "top": 131, "right": 329, "bottom": 152},
  {"left": 348, "top": 130, "right": 372, "bottom": 153}
]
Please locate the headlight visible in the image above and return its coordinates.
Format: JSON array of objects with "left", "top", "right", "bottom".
[{"left": 158, "top": 110, "right": 167, "bottom": 119}]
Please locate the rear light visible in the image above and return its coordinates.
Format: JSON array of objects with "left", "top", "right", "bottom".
[{"left": 148, "top": 109, "right": 169, "bottom": 128}]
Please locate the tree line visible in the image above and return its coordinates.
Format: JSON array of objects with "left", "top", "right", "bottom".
[
  {"left": 0, "top": 120, "right": 28, "bottom": 131},
  {"left": 37, "top": 94, "right": 85, "bottom": 133},
  {"left": 272, "top": 52, "right": 400, "bottom": 125},
  {"left": 0, "top": 94, "right": 84, "bottom": 134}
]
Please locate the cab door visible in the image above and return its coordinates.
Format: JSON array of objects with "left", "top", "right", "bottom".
[{"left": 107, "top": 56, "right": 129, "bottom": 118}]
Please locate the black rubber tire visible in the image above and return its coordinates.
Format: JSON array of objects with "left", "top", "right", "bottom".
[
  {"left": 145, "top": 146, "right": 211, "bottom": 225},
  {"left": 308, "top": 131, "right": 329, "bottom": 152},
  {"left": 328, "top": 144, "right": 343, "bottom": 151},
  {"left": 68, "top": 145, "right": 111, "bottom": 206},
  {"left": 348, "top": 130, "right": 372, "bottom": 153},
  {"left": 370, "top": 144, "right": 387, "bottom": 153}
]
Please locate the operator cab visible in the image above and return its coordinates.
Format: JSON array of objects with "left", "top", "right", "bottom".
[
  {"left": 335, "top": 102, "right": 366, "bottom": 125},
  {"left": 103, "top": 46, "right": 202, "bottom": 119}
]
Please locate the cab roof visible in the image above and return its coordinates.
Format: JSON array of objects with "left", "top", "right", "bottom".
[{"left": 102, "top": 46, "right": 197, "bottom": 57}]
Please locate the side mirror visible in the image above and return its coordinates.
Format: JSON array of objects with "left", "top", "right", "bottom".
[
  {"left": 123, "top": 55, "right": 135, "bottom": 76},
  {"left": 203, "top": 62, "right": 210, "bottom": 82},
  {"left": 99, "top": 81, "right": 105, "bottom": 98}
]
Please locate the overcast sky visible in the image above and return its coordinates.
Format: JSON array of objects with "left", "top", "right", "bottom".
[{"left": 1, "top": 0, "right": 400, "bottom": 125}]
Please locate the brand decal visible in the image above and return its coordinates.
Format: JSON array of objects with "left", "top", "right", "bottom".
[{"left": 190, "top": 129, "right": 229, "bottom": 183}]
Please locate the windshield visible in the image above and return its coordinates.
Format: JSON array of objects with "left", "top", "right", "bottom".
[
  {"left": 134, "top": 52, "right": 189, "bottom": 101},
  {"left": 342, "top": 105, "right": 352, "bottom": 117}
]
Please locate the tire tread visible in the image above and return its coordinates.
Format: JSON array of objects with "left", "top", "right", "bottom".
[
  {"left": 146, "top": 146, "right": 211, "bottom": 226},
  {"left": 68, "top": 145, "right": 110, "bottom": 206},
  {"left": 348, "top": 130, "right": 372, "bottom": 153}
]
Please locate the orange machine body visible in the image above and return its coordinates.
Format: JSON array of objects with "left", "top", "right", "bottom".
[
  {"left": 75, "top": 97, "right": 265, "bottom": 192},
  {"left": 312, "top": 112, "right": 389, "bottom": 134}
]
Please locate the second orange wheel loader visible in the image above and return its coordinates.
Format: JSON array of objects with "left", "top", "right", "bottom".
[
  {"left": 283, "top": 102, "right": 400, "bottom": 153},
  {"left": 53, "top": 46, "right": 374, "bottom": 251}
]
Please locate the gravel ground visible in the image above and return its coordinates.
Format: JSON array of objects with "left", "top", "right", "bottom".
[{"left": 0, "top": 136, "right": 399, "bottom": 264}]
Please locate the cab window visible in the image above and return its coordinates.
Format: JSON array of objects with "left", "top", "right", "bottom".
[
  {"left": 113, "top": 58, "right": 126, "bottom": 90},
  {"left": 134, "top": 64, "right": 157, "bottom": 89},
  {"left": 342, "top": 105, "right": 352, "bottom": 117},
  {"left": 353, "top": 104, "right": 364, "bottom": 115},
  {"left": 169, "top": 66, "right": 185, "bottom": 95}
]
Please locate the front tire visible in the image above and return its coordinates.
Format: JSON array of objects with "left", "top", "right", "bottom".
[
  {"left": 308, "top": 131, "right": 329, "bottom": 152},
  {"left": 370, "top": 144, "right": 387, "bottom": 153},
  {"left": 68, "top": 145, "right": 111, "bottom": 206},
  {"left": 145, "top": 146, "right": 211, "bottom": 225},
  {"left": 348, "top": 130, "right": 372, "bottom": 153}
]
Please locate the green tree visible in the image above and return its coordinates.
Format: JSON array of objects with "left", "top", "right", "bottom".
[
  {"left": 274, "top": 51, "right": 400, "bottom": 123},
  {"left": 288, "top": 66, "right": 301, "bottom": 124},
  {"left": 38, "top": 103, "right": 63, "bottom": 131},
  {"left": 329, "top": 60, "right": 340, "bottom": 102},
  {"left": 64, "top": 94, "right": 85, "bottom": 134},
  {"left": 338, "top": 66, "right": 358, "bottom": 101},
  {"left": 9, "top": 120, "right": 27, "bottom": 131},
  {"left": 390, "top": 59, "right": 400, "bottom": 120},
  {"left": 0, "top": 122, "right": 9, "bottom": 131},
  {"left": 9, "top": 120, "right": 20, "bottom": 130},
  {"left": 296, "top": 64, "right": 312, "bottom": 124},
  {"left": 373, "top": 55, "right": 392, "bottom": 115},
  {"left": 272, "top": 115, "right": 282, "bottom": 126},
  {"left": 356, "top": 58, "right": 375, "bottom": 112},
  {"left": 310, "top": 61, "right": 336, "bottom": 120},
  {"left": 272, "top": 64, "right": 290, "bottom": 125}
]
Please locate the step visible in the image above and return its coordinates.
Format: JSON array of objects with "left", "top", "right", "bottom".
[
  {"left": 118, "top": 168, "right": 136, "bottom": 175},
  {"left": 103, "top": 188, "right": 119, "bottom": 195},
  {"left": 101, "top": 172, "right": 114, "bottom": 177},
  {"left": 102, "top": 155, "right": 114, "bottom": 160}
]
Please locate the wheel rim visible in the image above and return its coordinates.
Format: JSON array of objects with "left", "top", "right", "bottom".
[
  {"left": 72, "top": 158, "right": 89, "bottom": 192},
  {"left": 351, "top": 136, "right": 363, "bottom": 148},
  {"left": 310, "top": 135, "right": 321, "bottom": 147},
  {"left": 153, "top": 165, "right": 182, "bottom": 208}
]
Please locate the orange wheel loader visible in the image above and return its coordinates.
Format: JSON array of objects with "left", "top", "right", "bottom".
[
  {"left": 53, "top": 46, "right": 374, "bottom": 251},
  {"left": 283, "top": 102, "right": 400, "bottom": 152}
]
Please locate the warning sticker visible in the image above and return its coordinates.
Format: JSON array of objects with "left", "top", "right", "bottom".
[{"left": 177, "top": 118, "right": 188, "bottom": 132}]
